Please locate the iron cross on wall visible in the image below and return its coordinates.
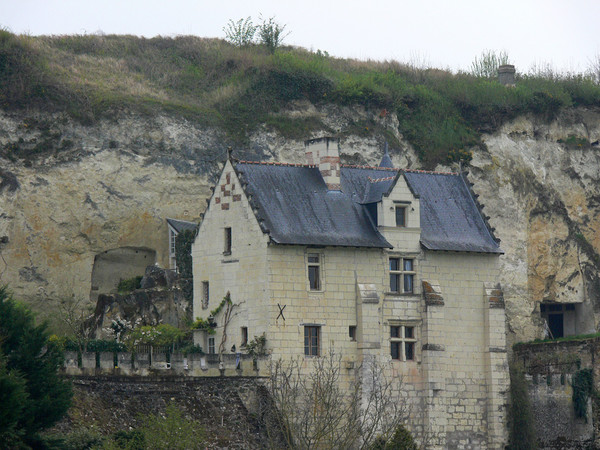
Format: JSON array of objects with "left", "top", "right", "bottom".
[{"left": 277, "top": 303, "right": 286, "bottom": 321}]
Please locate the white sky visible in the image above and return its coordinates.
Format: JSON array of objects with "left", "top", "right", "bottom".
[{"left": 1, "top": 0, "right": 599, "bottom": 73}]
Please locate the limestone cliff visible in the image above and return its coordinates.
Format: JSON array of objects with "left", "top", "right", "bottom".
[{"left": 0, "top": 106, "right": 598, "bottom": 345}]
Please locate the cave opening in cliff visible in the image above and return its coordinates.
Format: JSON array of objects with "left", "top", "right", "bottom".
[
  {"left": 89, "top": 247, "right": 156, "bottom": 303},
  {"left": 540, "top": 302, "right": 579, "bottom": 339}
]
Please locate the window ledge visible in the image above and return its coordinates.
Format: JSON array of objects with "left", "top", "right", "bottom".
[
  {"left": 221, "top": 258, "right": 239, "bottom": 264},
  {"left": 385, "top": 292, "right": 419, "bottom": 297}
]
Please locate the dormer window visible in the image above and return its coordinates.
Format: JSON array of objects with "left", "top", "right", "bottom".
[{"left": 395, "top": 206, "right": 406, "bottom": 227}]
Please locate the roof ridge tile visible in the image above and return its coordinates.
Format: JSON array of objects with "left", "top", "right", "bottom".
[
  {"left": 341, "top": 164, "right": 399, "bottom": 171},
  {"left": 403, "top": 168, "right": 458, "bottom": 175},
  {"left": 237, "top": 160, "right": 316, "bottom": 168},
  {"left": 367, "top": 176, "right": 396, "bottom": 183}
]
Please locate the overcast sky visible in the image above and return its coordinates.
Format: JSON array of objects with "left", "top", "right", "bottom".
[{"left": 2, "top": 0, "right": 599, "bottom": 73}]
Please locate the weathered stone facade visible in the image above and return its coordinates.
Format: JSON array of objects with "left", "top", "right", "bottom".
[{"left": 192, "top": 145, "right": 510, "bottom": 448}]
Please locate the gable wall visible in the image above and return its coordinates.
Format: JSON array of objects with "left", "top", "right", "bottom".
[{"left": 192, "top": 161, "right": 270, "bottom": 350}]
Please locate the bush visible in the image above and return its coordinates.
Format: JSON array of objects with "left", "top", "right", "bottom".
[
  {"left": 138, "top": 404, "right": 205, "bottom": 449},
  {"left": 117, "top": 276, "right": 143, "bottom": 294},
  {"left": 125, "top": 324, "right": 188, "bottom": 349},
  {"left": 223, "top": 17, "right": 256, "bottom": 47},
  {"left": 257, "top": 16, "right": 289, "bottom": 54}
]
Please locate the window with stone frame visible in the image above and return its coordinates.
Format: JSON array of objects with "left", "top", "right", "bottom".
[
  {"left": 201, "top": 281, "right": 209, "bottom": 309},
  {"left": 349, "top": 326, "right": 357, "bottom": 342},
  {"left": 395, "top": 206, "right": 407, "bottom": 227},
  {"left": 224, "top": 227, "right": 232, "bottom": 255},
  {"left": 390, "top": 325, "right": 416, "bottom": 361},
  {"left": 208, "top": 337, "right": 215, "bottom": 354},
  {"left": 169, "top": 227, "right": 178, "bottom": 269},
  {"left": 241, "top": 327, "right": 248, "bottom": 347},
  {"left": 304, "top": 326, "right": 320, "bottom": 356},
  {"left": 389, "top": 257, "right": 415, "bottom": 293},
  {"left": 307, "top": 253, "right": 322, "bottom": 291}
]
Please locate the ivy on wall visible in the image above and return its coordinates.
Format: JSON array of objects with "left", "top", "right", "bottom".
[
  {"left": 508, "top": 364, "right": 537, "bottom": 449},
  {"left": 175, "top": 229, "right": 195, "bottom": 303},
  {"left": 572, "top": 368, "right": 594, "bottom": 422}
]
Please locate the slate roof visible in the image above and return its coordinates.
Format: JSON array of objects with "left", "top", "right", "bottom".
[
  {"left": 234, "top": 163, "right": 392, "bottom": 248},
  {"left": 166, "top": 218, "right": 198, "bottom": 233},
  {"left": 233, "top": 161, "right": 502, "bottom": 254},
  {"left": 403, "top": 171, "right": 502, "bottom": 254}
]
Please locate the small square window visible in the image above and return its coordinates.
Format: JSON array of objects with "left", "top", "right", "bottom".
[
  {"left": 349, "top": 326, "right": 357, "bottom": 341},
  {"left": 304, "top": 326, "right": 320, "bottom": 356},
  {"left": 307, "top": 253, "right": 322, "bottom": 291},
  {"left": 224, "top": 227, "right": 232, "bottom": 255},
  {"left": 395, "top": 206, "right": 406, "bottom": 227}
]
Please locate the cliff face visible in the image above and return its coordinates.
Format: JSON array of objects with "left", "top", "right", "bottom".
[
  {"left": 0, "top": 106, "right": 599, "bottom": 343},
  {"left": 468, "top": 109, "right": 600, "bottom": 345}
]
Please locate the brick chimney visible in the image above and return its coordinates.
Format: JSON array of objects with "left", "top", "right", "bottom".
[{"left": 305, "top": 137, "right": 341, "bottom": 191}]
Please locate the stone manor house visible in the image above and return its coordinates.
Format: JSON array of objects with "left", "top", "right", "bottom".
[{"left": 192, "top": 137, "right": 509, "bottom": 449}]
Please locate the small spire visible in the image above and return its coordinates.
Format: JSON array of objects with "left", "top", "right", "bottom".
[
  {"left": 227, "top": 146, "right": 232, "bottom": 160},
  {"left": 379, "top": 141, "right": 394, "bottom": 169}
]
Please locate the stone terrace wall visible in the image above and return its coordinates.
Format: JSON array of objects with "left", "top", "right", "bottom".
[
  {"left": 514, "top": 339, "right": 600, "bottom": 449},
  {"left": 52, "top": 376, "right": 273, "bottom": 448},
  {"left": 63, "top": 351, "right": 269, "bottom": 377}
]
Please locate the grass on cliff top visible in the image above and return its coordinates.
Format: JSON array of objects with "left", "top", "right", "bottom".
[{"left": 2, "top": 31, "right": 600, "bottom": 167}]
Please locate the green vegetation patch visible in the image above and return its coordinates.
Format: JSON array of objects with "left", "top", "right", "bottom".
[
  {"left": 2, "top": 32, "right": 600, "bottom": 167},
  {"left": 117, "top": 275, "right": 143, "bottom": 294},
  {"left": 513, "top": 332, "right": 600, "bottom": 350}
]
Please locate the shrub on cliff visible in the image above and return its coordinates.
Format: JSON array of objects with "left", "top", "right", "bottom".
[{"left": 0, "top": 286, "right": 72, "bottom": 446}]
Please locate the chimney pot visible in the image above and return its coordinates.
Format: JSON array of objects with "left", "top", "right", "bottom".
[{"left": 498, "top": 64, "right": 516, "bottom": 86}]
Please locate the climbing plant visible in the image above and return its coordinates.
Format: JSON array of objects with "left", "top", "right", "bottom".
[
  {"left": 572, "top": 368, "right": 593, "bottom": 421},
  {"left": 175, "top": 229, "right": 195, "bottom": 303},
  {"left": 191, "top": 292, "right": 232, "bottom": 335},
  {"left": 175, "top": 229, "right": 195, "bottom": 279},
  {"left": 508, "top": 364, "right": 537, "bottom": 449}
]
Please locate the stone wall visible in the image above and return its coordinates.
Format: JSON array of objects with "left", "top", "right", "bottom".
[
  {"left": 514, "top": 339, "right": 600, "bottom": 449},
  {"left": 52, "top": 375, "right": 273, "bottom": 448}
]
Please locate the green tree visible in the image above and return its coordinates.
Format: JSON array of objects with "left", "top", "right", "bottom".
[
  {"left": 0, "top": 354, "right": 28, "bottom": 444},
  {"left": 223, "top": 17, "right": 257, "bottom": 47},
  {"left": 0, "top": 287, "right": 72, "bottom": 445},
  {"left": 257, "top": 16, "right": 290, "bottom": 54}
]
